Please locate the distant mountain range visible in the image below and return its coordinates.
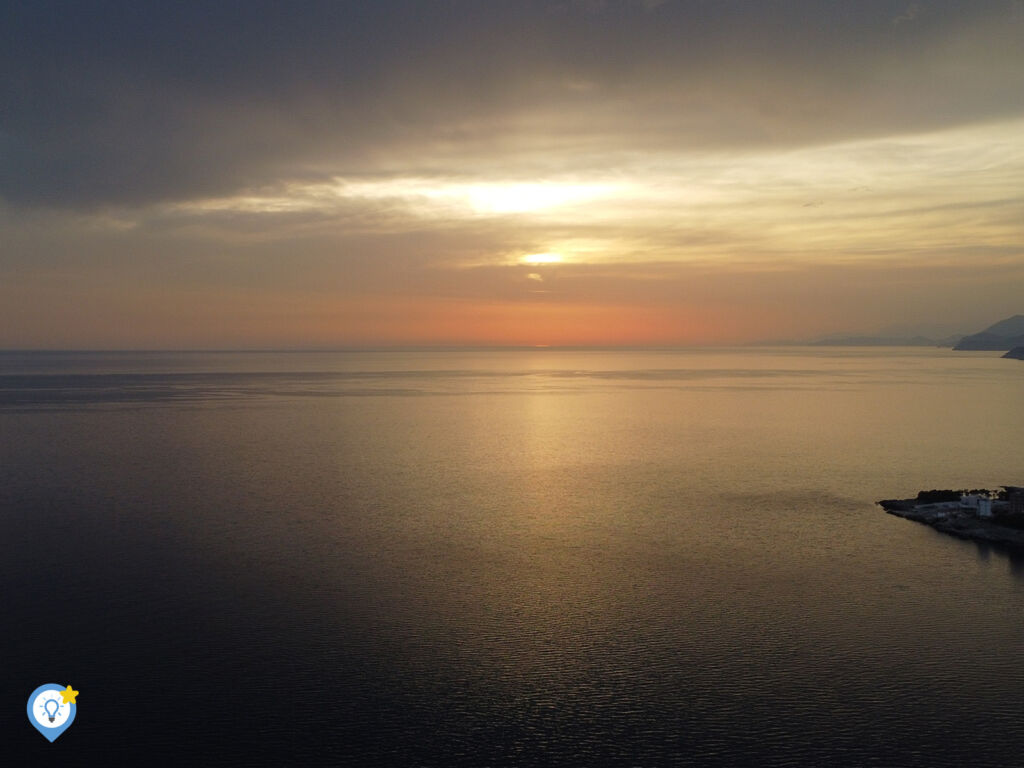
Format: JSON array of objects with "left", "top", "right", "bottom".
[
  {"left": 954, "top": 315, "right": 1024, "bottom": 351},
  {"left": 769, "top": 314, "right": 1024, "bottom": 348},
  {"left": 808, "top": 334, "right": 961, "bottom": 347}
]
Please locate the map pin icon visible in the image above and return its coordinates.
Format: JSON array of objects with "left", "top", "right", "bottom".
[{"left": 28, "top": 684, "right": 77, "bottom": 742}]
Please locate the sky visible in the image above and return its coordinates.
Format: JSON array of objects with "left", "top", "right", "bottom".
[{"left": 2, "top": 0, "right": 1022, "bottom": 348}]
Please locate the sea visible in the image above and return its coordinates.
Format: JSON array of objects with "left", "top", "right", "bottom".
[{"left": 1, "top": 347, "right": 1022, "bottom": 766}]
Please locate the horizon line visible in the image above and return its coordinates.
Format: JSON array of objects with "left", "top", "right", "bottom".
[{"left": 0, "top": 341, "right": 959, "bottom": 354}]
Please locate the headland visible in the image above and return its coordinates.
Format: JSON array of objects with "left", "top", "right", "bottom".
[{"left": 878, "top": 487, "right": 1024, "bottom": 548}]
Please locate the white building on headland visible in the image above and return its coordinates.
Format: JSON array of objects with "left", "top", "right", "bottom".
[{"left": 960, "top": 494, "right": 993, "bottom": 517}]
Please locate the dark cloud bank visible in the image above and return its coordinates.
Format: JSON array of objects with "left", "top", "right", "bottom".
[{"left": 2, "top": 0, "right": 1022, "bottom": 209}]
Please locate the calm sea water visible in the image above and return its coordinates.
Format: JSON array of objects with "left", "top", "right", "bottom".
[{"left": 2, "top": 347, "right": 1023, "bottom": 765}]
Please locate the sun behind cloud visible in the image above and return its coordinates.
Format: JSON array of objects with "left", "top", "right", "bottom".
[{"left": 520, "top": 253, "right": 563, "bottom": 265}]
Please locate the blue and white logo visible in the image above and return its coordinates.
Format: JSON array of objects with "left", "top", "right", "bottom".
[{"left": 28, "top": 683, "right": 78, "bottom": 742}]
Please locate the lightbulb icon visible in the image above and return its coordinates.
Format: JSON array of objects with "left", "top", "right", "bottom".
[
  {"left": 28, "top": 683, "right": 77, "bottom": 742},
  {"left": 44, "top": 698, "right": 60, "bottom": 723}
]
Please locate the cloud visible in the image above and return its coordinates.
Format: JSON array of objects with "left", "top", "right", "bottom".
[
  {"left": 1, "top": 1, "right": 1021, "bottom": 347},
  {"left": 1, "top": 0, "right": 1022, "bottom": 209},
  {"left": 633, "top": 0, "right": 670, "bottom": 10},
  {"left": 892, "top": 3, "right": 922, "bottom": 25}
]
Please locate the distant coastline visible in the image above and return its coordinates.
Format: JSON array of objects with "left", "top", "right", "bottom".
[
  {"left": 762, "top": 314, "right": 1024, "bottom": 349},
  {"left": 808, "top": 335, "right": 959, "bottom": 347},
  {"left": 954, "top": 315, "right": 1024, "bottom": 351}
]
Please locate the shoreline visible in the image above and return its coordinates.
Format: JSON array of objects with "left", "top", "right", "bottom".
[{"left": 878, "top": 499, "right": 1024, "bottom": 549}]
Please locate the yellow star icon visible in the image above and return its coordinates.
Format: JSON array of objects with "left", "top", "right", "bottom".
[{"left": 59, "top": 685, "right": 79, "bottom": 705}]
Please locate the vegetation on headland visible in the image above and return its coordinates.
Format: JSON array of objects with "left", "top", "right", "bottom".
[{"left": 913, "top": 489, "right": 1007, "bottom": 504}]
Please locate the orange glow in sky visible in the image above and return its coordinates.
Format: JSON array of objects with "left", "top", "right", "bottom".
[{"left": 1, "top": 2, "right": 1022, "bottom": 348}]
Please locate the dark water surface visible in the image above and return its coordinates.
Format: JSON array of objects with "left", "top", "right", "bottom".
[{"left": 2, "top": 348, "right": 1023, "bottom": 765}]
